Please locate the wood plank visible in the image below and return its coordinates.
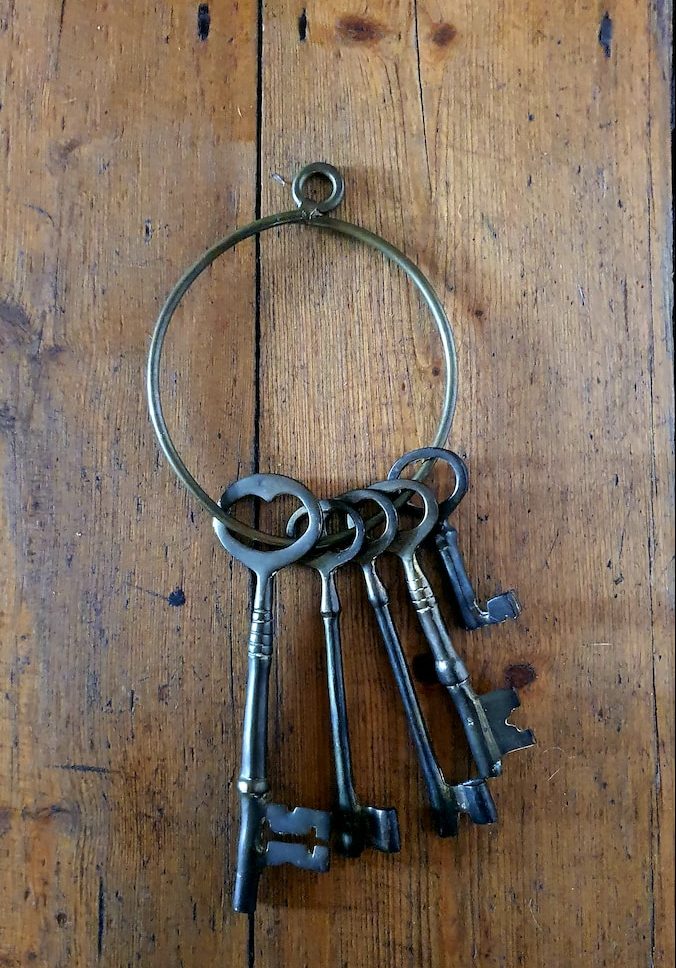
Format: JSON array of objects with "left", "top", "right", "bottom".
[
  {"left": 0, "top": 0, "right": 672, "bottom": 965},
  {"left": 646, "top": 5, "right": 675, "bottom": 966},
  {"left": 0, "top": 1, "right": 258, "bottom": 963}
]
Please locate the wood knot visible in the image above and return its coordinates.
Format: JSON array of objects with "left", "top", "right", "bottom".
[
  {"left": 505, "top": 663, "right": 537, "bottom": 689},
  {"left": 21, "top": 800, "right": 81, "bottom": 834},
  {"left": 0, "top": 296, "right": 42, "bottom": 357},
  {"left": 0, "top": 807, "right": 11, "bottom": 837},
  {"left": 430, "top": 22, "right": 457, "bottom": 47},
  {"left": 336, "top": 15, "right": 386, "bottom": 43}
]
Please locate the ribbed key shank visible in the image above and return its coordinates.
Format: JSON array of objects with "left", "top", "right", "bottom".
[
  {"left": 239, "top": 577, "right": 274, "bottom": 796},
  {"left": 401, "top": 556, "right": 468, "bottom": 685}
]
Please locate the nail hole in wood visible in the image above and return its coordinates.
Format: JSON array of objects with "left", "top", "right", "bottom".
[
  {"left": 298, "top": 8, "right": 308, "bottom": 41},
  {"left": 598, "top": 12, "right": 612, "bottom": 57},
  {"left": 197, "top": 4, "right": 210, "bottom": 41}
]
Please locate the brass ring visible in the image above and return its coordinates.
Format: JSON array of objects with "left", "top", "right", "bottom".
[{"left": 147, "top": 163, "right": 458, "bottom": 548}]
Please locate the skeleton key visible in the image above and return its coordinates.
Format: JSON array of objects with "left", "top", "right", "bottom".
[
  {"left": 369, "top": 479, "right": 535, "bottom": 780},
  {"left": 287, "top": 499, "right": 400, "bottom": 856},
  {"left": 213, "top": 473, "right": 330, "bottom": 914},
  {"left": 388, "top": 447, "right": 521, "bottom": 630},
  {"left": 340, "top": 488, "right": 497, "bottom": 835}
]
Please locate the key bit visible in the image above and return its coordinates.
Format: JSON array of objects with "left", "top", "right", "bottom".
[
  {"left": 452, "top": 778, "right": 498, "bottom": 825},
  {"left": 478, "top": 687, "right": 535, "bottom": 754},
  {"left": 287, "top": 498, "right": 400, "bottom": 858},
  {"left": 388, "top": 446, "right": 521, "bottom": 631},
  {"left": 265, "top": 802, "right": 332, "bottom": 841},
  {"left": 233, "top": 799, "right": 331, "bottom": 913},
  {"left": 422, "top": 774, "right": 498, "bottom": 837},
  {"left": 333, "top": 804, "right": 401, "bottom": 856},
  {"left": 264, "top": 804, "right": 331, "bottom": 870},
  {"left": 341, "top": 488, "right": 498, "bottom": 836},
  {"left": 449, "top": 681, "right": 535, "bottom": 776},
  {"left": 264, "top": 841, "right": 330, "bottom": 870}
]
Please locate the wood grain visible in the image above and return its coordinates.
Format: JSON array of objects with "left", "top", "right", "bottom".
[{"left": 0, "top": 1, "right": 672, "bottom": 966}]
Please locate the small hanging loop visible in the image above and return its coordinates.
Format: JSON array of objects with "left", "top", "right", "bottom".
[{"left": 291, "top": 162, "right": 345, "bottom": 215}]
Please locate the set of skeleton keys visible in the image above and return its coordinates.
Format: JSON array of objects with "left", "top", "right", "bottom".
[{"left": 213, "top": 446, "right": 535, "bottom": 915}]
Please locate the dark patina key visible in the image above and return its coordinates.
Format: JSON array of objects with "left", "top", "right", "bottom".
[
  {"left": 288, "top": 498, "right": 400, "bottom": 857},
  {"left": 214, "top": 473, "right": 331, "bottom": 914}
]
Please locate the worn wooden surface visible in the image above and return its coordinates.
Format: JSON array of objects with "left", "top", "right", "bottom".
[{"left": 0, "top": 0, "right": 673, "bottom": 965}]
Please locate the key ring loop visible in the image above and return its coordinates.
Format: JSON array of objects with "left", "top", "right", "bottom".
[
  {"left": 147, "top": 163, "right": 458, "bottom": 548},
  {"left": 291, "top": 161, "right": 345, "bottom": 214}
]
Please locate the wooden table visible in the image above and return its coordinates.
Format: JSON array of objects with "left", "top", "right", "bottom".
[{"left": 1, "top": 1, "right": 673, "bottom": 965}]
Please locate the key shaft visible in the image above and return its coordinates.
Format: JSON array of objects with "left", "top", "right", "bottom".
[
  {"left": 239, "top": 578, "right": 274, "bottom": 796},
  {"left": 322, "top": 577, "right": 359, "bottom": 815}
]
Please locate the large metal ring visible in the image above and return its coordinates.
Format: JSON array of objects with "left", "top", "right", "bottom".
[{"left": 147, "top": 163, "right": 458, "bottom": 548}]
